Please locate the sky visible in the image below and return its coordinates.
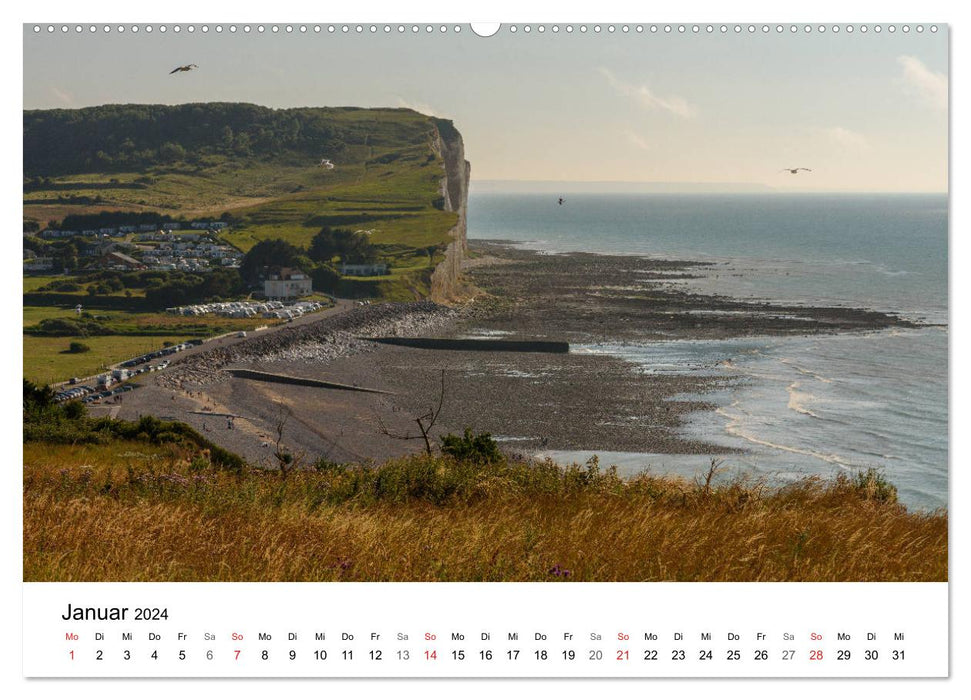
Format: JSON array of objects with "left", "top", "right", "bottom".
[{"left": 22, "top": 23, "right": 948, "bottom": 192}]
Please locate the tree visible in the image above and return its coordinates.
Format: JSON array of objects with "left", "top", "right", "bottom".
[
  {"left": 308, "top": 227, "right": 344, "bottom": 263},
  {"left": 145, "top": 282, "right": 190, "bottom": 308},
  {"left": 239, "top": 238, "right": 303, "bottom": 286},
  {"left": 311, "top": 264, "right": 341, "bottom": 293},
  {"left": 23, "top": 379, "right": 55, "bottom": 412},
  {"left": 309, "top": 226, "right": 378, "bottom": 265},
  {"left": 341, "top": 233, "right": 378, "bottom": 265},
  {"left": 63, "top": 400, "right": 86, "bottom": 420},
  {"left": 378, "top": 370, "right": 447, "bottom": 455},
  {"left": 233, "top": 132, "right": 252, "bottom": 156},
  {"left": 198, "top": 268, "right": 244, "bottom": 299},
  {"left": 159, "top": 142, "right": 186, "bottom": 163}
]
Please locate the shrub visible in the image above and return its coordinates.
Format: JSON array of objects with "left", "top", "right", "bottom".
[
  {"left": 62, "top": 401, "right": 86, "bottom": 420},
  {"left": 40, "top": 279, "right": 82, "bottom": 292},
  {"left": 22, "top": 394, "right": 245, "bottom": 473},
  {"left": 28, "top": 318, "right": 112, "bottom": 337},
  {"left": 67, "top": 341, "right": 91, "bottom": 353},
  {"left": 441, "top": 428, "right": 503, "bottom": 463},
  {"left": 851, "top": 468, "right": 899, "bottom": 503}
]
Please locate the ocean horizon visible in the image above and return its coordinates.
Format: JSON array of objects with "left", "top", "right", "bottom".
[{"left": 468, "top": 192, "right": 948, "bottom": 510}]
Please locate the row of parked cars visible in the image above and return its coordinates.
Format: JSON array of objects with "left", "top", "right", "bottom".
[
  {"left": 53, "top": 338, "right": 204, "bottom": 404},
  {"left": 54, "top": 383, "right": 137, "bottom": 404},
  {"left": 80, "top": 384, "right": 136, "bottom": 404},
  {"left": 118, "top": 339, "right": 202, "bottom": 369}
]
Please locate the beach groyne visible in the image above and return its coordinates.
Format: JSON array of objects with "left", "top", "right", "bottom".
[
  {"left": 364, "top": 337, "right": 570, "bottom": 353},
  {"left": 157, "top": 301, "right": 456, "bottom": 389},
  {"left": 224, "top": 368, "right": 393, "bottom": 394}
]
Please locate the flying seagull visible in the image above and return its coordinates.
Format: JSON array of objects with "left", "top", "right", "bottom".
[
  {"left": 781, "top": 167, "right": 812, "bottom": 174},
  {"left": 169, "top": 64, "right": 198, "bottom": 74}
]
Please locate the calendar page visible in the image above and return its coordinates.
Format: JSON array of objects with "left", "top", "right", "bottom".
[{"left": 15, "top": 1, "right": 955, "bottom": 693}]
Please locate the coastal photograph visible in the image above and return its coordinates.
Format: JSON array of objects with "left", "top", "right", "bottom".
[{"left": 22, "top": 24, "right": 947, "bottom": 582}]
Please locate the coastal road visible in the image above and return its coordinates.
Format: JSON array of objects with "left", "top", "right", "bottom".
[
  {"left": 70, "top": 298, "right": 357, "bottom": 394},
  {"left": 148, "top": 297, "right": 358, "bottom": 367}
]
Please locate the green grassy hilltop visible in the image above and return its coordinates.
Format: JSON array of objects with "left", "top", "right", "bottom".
[
  {"left": 24, "top": 103, "right": 459, "bottom": 289},
  {"left": 23, "top": 104, "right": 463, "bottom": 382}
]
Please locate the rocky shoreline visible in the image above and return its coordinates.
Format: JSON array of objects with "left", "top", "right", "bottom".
[
  {"left": 458, "top": 241, "right": 918, "bottom": 344},
  {"left": 112, "top": 241, "right": 917, "bottom": 468}
]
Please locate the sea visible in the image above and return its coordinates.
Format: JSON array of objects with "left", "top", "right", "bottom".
[{"left": 467, "top": 192, "right": 948, "bottom": 510}]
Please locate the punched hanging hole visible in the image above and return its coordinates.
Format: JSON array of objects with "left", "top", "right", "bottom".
[{"left": 470, "top": 22, "right": 502, "bottom": 37}]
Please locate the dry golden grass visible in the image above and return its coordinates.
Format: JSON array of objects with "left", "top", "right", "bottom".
[{"left": 23, "top": 443, "right": 947, "bottom": 582}]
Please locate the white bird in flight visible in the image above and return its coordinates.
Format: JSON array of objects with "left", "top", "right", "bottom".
[{"left": 781, "top": 167, "right": 812, "bottom": 174}]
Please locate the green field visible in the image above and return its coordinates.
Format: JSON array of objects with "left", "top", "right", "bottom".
[
  {"left": 24, "top": 334, "right": 189, "bottom": 385},
  {"left": 22, "top": 305, "right": 295, "bottom": 383},
  {"left": 22, "top": 276, "right": 62, "bottom": 293}
]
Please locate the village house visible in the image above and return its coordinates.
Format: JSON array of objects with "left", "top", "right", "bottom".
[
  {"left": 189, "top": 221, "right": 228, "bottom": 230},
  {"left": 99, "top": 251, "right": 146, "bottom": 271},
  {"left": 339, "top": 262, "right": 389, "bottom": 276},
  {"left": 263, "top": 266, "right": 313, "bottom": 300},
  {"left": 39, "top": 229, "right": 81, "bottom": 240},
  {"left": 135, "top": 232, "right": 177, "bottom": 243},
  {"left": 81, "top": 240, "right": 116, "bottom": 258}
]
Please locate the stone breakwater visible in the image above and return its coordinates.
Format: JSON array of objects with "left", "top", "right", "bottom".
[{"left": 158, "top": 302, "right": 456, "bottom": 390}]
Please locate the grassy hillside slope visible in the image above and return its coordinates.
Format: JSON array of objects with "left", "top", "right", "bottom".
[
  {"left": 24, "top": 438, "right": 947, "bottom": 582},
  {"left": 24, "top": 104, "right": 460, "bottom": 295}
]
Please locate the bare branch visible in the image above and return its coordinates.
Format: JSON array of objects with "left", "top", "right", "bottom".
[
  {"left": 273, "top": 401, "right": 295, "bottom": 478},
  {"left": 375, "top": 369, "right": 448, "bottom": 455}
]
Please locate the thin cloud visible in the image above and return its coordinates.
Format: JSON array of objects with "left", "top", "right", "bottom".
[
  {"left": 897, "top": 55, "right": 947, "bottom": 111},
  {"left": 50, "top": 87, "right": 75, "bottom": 107},
  {"left": 599, "top": 68, "right": 697, "bottom": 119},
  {"left": 816, "top": 126, "right": 869, "bottom": 150},
  {"left": 395, "top": 97, "right": 444, "bottom": 118},
  {"left": 624, "top": 130, "right": 651, "bottom": 151}
]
